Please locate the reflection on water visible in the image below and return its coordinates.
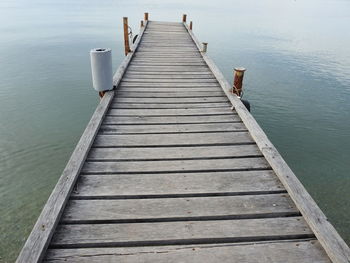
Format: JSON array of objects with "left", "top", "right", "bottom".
[{"left": 0, "top": 0, "right": 349, "bottom": 261}]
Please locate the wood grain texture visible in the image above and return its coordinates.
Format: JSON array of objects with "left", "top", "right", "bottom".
[
  {"left": 72, "top": 170, "right": 284, "bottom": 198},
  {"left": 107, "top": 107, "right": 232, "bottom": 116},
  {"left": 115, "top": 91, "right": 225, "bottom": 98},
  {"left": 99, "top": 122, "right": 246, "bottom": 134},
  {"left": 45, "top": 240, "right": 330, "bottom": 263},
  {"left": 51, "top": 217, "right": 312, "bottom": 248},
  {"left": 81, "top": 157, "right": 270, "bottom": 174},
  {"left": 62, "top": 194, "right": 298, "bottom": 223},
  {"left": 93, "top": 132, "right": 253, "bottom": 147},
  {"left": 87, "top": 144, "right": 259, "bottom": 161},
  {"left": 103, "top": 115, "right": 241, "bottom": 124},
  {"left": 109, "top": 102, "right": 231, "bottom": 109}
]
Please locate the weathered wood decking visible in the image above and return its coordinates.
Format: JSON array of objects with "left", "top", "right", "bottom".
[{"left": 17, "top": 20, "right": 350, "bottom": 263}]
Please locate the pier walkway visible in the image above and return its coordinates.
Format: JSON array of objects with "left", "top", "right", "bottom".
[{"left": 17, "top": 19, "right": 350, "bottom": 263}]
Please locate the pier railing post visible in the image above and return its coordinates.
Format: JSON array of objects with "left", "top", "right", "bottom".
[
  {"left": 233, "top": 67, "right": 246, "bottom": 97},
  {"left": 202, "top": 42, "right": 208, "bottom": 53},
  {"left": 144, "top": 12, "right": 149, "bottom": 21},
  {"left": 189, "top": 21, "right": 193, "bottom": 30},
  {"left": 123, "top": 17, "right": 131, "bottom": 56},
  {"left": 182, "top": 14, "right": 187, "bottom": 22}
]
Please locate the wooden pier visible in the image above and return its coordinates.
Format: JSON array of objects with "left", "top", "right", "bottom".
[{"left": 17, "top": 15, "right": 350, "bottom": 263}]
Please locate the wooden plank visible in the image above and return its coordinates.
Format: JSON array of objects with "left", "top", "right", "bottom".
[
  {"left": 118, "top": 83, "right": 220, "bottom": 88},
  {"left": 50, "top": 217, "right": 312, "bottom": 248},
  {"left": 113, "top": 97, "right": 227, "bottom": 103},
  {"left": 81, "top": 157, "right": 269, "bottom": 174},
  {"left": 126, "top": 67, "right": 209, "bottom": 72},
  {"left": 182, "top": 22, "right": 350, "bottom": 262},
  {"left": 103, "top": 115, "right": 240, "bottom": 124},
  {"left": 131, "top": 59, "right": 207, "bottom": 63},
  {"left": 115, "top": 92, "right": 225, "bottom": 99},
  {"left": 124, "top": 71, "right": 210, "bottom": 74},
  {"left": 107, "top": 108, "right": 232, "bottom": 116},
  {"left": 129, "top": 62, "right": 207, "bottom": 66},
  {"left": 121, "top": 79, "right": 217, "bottom": 83},
  {"left": 62, "top": 194, "right": 298, "bottom": 223},
  {"left": 122, "top": 75, "right": 216, "bottom": 80},
  {"left": 117, "top": 87, "right": 222, "bottom": 92},
  {"left": 93, "top": 132, "right": 253, "bottom": 147},
  {"left": 117, "top": 90, "right": 222, "bottom": 96},
  {"left": 87, "top": 144, "right": 259, "bottom": 161},
  {"left": 122, "top": 73, "right": 214, "bottom": 78},
  {"left": 109, "top": 102, "right": 231, "bottom": 109},
  {"left": 99, "top": 122, "right": 246, "bottom": 134},
  {"left": 72, "top": 170, "right": 284, "bottom": 198},
  {"left": 45, "top": 240, "right": 331, "bottom": 263}
]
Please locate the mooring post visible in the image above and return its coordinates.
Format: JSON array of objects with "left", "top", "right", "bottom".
[
  {"left": 182, "top": 14, "right": 187, "bottom": 23},
  {"left": 123, "top": 17, "right": 131, "bottom": 56},
  {"left": 202, "top": 42, "right": 208, "bottom": 52},
  {"left": 144, "top": 12, "right": 149, "bottom": 21},
  {"left": 233, "top": 67, "right": 246, "bottom": 97},
  {"left": 189, "top": 21, "right": 193, "bottom": 30},
  {"left": 140, "top": 20, "right": 144, "bottom": 27}
]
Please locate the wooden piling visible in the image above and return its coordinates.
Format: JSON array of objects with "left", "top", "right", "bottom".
[
  {"left": 140, "top": 20, "right": 144, "bottom": 27},
  {"left": 123, "top": 17, "right": 131, "bottom": 56},
  {"left": 233, "top": 67, "right": 246, "bottom": 97},
  {"left": 202, "top": 42, "right": 208, "bottom": 52},
  {"left": 144, "top": 12, "right": 149, "bottom": 21},
  {"left": 182, "top": 14, "right": 187, "bottom": 22},
  {"left": 190, "top": 21, "right": 193, "bottom": 30}
]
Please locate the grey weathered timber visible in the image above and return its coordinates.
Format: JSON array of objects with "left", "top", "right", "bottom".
[
  {"left": 72, "top": 170, "right": 285, "bottom": 198},
  {"left": 107, "top": 108, "right": 232, "bottom": 115},
  {"left": 81, "top": 157, "right": 270, "bottom": 174},
  {"left": 87, "top": 144, "right": 259, "bottom": 161},
  {"left": 99, "top": 122, "right": 247, "bottom": 134},
  {"left": 93, "top": 132, "right": 252, "bottom": 147},
  {"left": 45, "top": 241, "right": 330, "bottom": 263},
  {"left": 51, "top": 217, "right": 312, "bottom": 247},
  {"left": 62, "top": 194, "right": 297, "bottom": 223},
  {"left": 103, "top": 115, "right": 241, "bottom": 124},
  {"left": 109, "top": 102, "right": 231, "bottom": 108},
  {"left": 115, "top": 91, "right": 225, "bottom": 98},
  {"left": 18, "top": 19, "right": 349, "bottom": 263}
]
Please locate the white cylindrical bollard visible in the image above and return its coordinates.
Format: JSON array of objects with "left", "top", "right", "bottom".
[{"left": 90, "top": 48, "right": 113, "bottom": 92}]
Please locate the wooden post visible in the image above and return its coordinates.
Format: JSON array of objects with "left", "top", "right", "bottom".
[
  {"left": 123, "top": 17, "right": 131, "bottom": 56},
  {"left": 190, "top": 21, "right": 193, "bottom": 30},
  {"left": 140, "top": 20, "right": 144, "bottom": 27},
  {"left": 233, "top": 67, "right": 246, "bottom": 97},
  {"left": 182, "top": 14, "right": 187, "bottom": 22},
  {"left": 144, "top": 12, "right": 149, "bottom": 21},
  {"left": 202, "top": 42, "right": 208, "bottom": 52}
]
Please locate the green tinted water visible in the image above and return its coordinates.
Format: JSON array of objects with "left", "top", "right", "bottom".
[{"left": 0, "top": 0, "right": 349, "bottom": 261}]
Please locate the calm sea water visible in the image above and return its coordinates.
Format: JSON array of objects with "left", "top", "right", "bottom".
[{"left": 0, "top": 0, "right": 349, "bottom": 261}]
